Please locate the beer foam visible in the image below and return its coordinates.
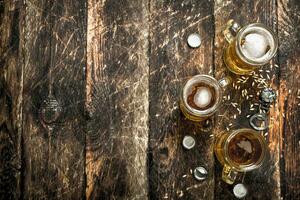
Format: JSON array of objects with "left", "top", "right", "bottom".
[
  {"left": 193, "top": 87, "right": 212, "bottom": 108},
  {"left": 237, "top": 140, "right": 253, "bottom": 153},
  {"left": 241, "top": 33, "right": 269, "bottom": 59}
]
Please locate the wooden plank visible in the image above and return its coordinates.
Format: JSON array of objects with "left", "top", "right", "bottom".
[
  {"left": 22, "top": 0, "right": 86, "bottom": 198},
  {"left": 277, "top": 0, "right": 300, "bottom": 199},
  {"left": 85, "top": 0, "right": 149, "bottom": 199},
  {"left": 213, "top": 0, "right": 281, "bottom": 199},
  {"left": 148, "top": 1, "right": 215, "bottom": 199},
  {"left": 0, "top": 0, "right": 23, "bottom": 199}
]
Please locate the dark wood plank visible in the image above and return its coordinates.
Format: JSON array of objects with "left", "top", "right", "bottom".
[
  {"left": 148, "top": 1, "right": 215, "bottom": 199},
  {"left": 22, "top": 0, "right": 86, "bottom": 198},
  {"left": 277, "top": 0, "right": 300, "bottom": 199},
  {"left": 85, "top": 0, "right": 149, "bottom": 199},
  {"left": 0, "top": 1, "right": 23, "bottom": 199},
  {"left": 213, "top": 0, "right": 281, "bottom": 199}
]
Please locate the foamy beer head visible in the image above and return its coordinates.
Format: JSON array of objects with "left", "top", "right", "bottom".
[
  {"left": 180, "top": 75, "right": 223, "bottom": 121},
  {"left": 236, "top": 23, "right": 278, "bottom": 65},
  {"left": 223, "top": 21, "right": 278, "bottom": 75}
]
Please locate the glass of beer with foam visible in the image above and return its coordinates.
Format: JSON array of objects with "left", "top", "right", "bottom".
[
  {"left": 180, "top": 75, "right": 231, "bottom": 121},
  {"left": 223, "top": 20, "right": 278, "bottom": 75},
  {"left": 214, "top": 128, "right": 268, "bottom": 184}
]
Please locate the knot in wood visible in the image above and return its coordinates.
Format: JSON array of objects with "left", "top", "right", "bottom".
[{"left": 39, "top": 95, "right": 62, "bottom": 124}]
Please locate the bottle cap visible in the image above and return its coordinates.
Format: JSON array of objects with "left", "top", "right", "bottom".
[
  {"left": 187, "top": 33, "right": 201, "bottom": 48},
  {"left": 193, "top": 166, "right": 208, "bottom": 181},
  {"left": 233, "top": 183, "right": 247, "bottom": 199},
  {"left": 260, "top": 88, "right": 276, "bottom": 103},
  {"left": 182, "top": 136, "right": 195, "bottom": 150}
]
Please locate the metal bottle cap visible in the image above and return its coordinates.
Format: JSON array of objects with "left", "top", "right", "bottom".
[
  {"left": 193, "top": 166, "right": 208, "bottom": 181},
  {"left": 259, "top": 88, "right": 276, "bottom": 112},
  {"left": 260, "top": 88, "right": 276, "bottom": 104},
  {"left": 182, "top": 136, "right": 195, "bottom": 150},
  {"left": 233, "top": 183, "right": 247, "bottom": 199},
  {"left": 187, "top": 33, "right": 201, "bottom": 48}
]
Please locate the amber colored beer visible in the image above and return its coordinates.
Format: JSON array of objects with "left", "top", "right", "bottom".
[
  {"left": 180, "top": 75, "right": 230, "bottom": 122},
  {"left": 223, "top": 41, "right": 257, "bottom": 75},
  {"left": 214, "top": 129, "right": 267, "bottom": 184},
  {"left": 223, "top": 20, "right": 278, "bottom": 75}
]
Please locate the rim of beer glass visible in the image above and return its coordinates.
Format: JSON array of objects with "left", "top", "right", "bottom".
[
  {"left": 181, "top": 75, "right": 222, "bottom": 118},
  {"left": 235, "top": 23, "right": 278, "bottom": 66},
  {"left": 224, "top": 128, "right": 267, "bottom": 172}
]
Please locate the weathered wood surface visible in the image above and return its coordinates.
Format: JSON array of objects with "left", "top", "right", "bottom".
[
  {"left": 148, "top": 0, "right": 215, "bottom": 199},
  {"left": 214, "top": 0, "right": 281, "bottom": 199},
  {"left": 278, "top": 0, "right": 300, "bottom": 199},
  {"left": 0, "top": 0, "right": 299, "bottom": 199},
  {"left": 22, "top": 0, "right": 86, "bottom": 199},
  {"left": 86, "top": 0, "right": 149, "bottom": 199},
  {"left": 0, "top": 1, "right": 23, "bottom": 199}
]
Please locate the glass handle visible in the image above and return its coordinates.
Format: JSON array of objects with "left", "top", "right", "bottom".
[
  {"left": 218, "top": 76, "right": 232, "bottom": 89},
  {"left": 222, "top": 164, "right": 238, "bottom": 184},
  {"left": 223, "top": 19, "right": 241, "bottom": 43}
]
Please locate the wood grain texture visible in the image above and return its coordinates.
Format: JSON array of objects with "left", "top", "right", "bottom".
[
  {"left": 0, "top": 1, "right": 23, "bottom": 199},
  {"left": 1, "top": 0, "right": 300, "bottom": 199},
  {"left": 86, "top": 0, "right": 149, "bottom": 199},
  {"left": 22, "top": 0, "right": 86, "bottom": 199},
  {"left": 148, "top": 0, "right": 215, "bottom": 199},
  {"left": 213, "top": 0, "right": 281, "bottom": 199},
  {"left": 278, "top": 0, "right": 300, "bottom": 199}
]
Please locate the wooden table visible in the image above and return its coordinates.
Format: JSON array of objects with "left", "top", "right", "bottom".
[{"left": 1, "top": 0, "right": 299, "bottom": 199}]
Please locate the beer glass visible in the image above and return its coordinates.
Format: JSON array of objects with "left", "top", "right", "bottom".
[
  {"left": 180, "top": 75, "right": 230, "bottom": 121},
  {"left": 214, "top": 128, "right": 267, "bottom": 184},
  {"left": 223, "top": 20, "right": 278, "bottom": 75}
]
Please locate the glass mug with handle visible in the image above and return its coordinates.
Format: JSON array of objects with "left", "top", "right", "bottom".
[
  {"left": 214, "top": 128, "right": 267, "bottom": 184},
  {"left": 180, "top": 74, "right": 231, "bottom": 122},
  {"left": 223, "top": 20, "right": 278, "bottom": 75}
]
